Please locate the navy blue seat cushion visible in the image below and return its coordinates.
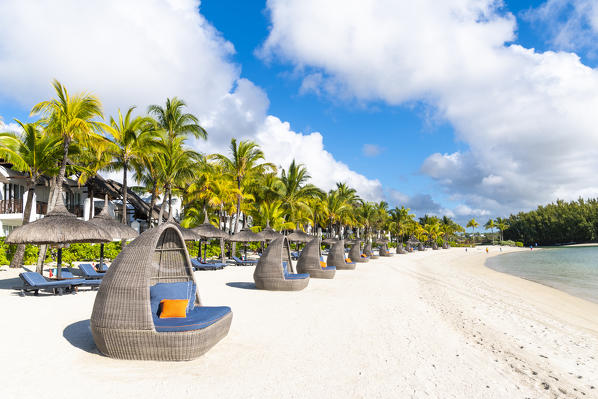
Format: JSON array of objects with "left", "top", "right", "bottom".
[
  {"left": 153, "top": 306, "right": 231, "bottom": 332},
  {"left": 284, "top": 273, "right": 309, "bottom": 280},
  {"left": 20, "top": 272, "right": 78, "bottom": 287},
  {"left": 79, "top": 263, "right": 103, "bottom": 278},
  {"left": 149, "top": 282, "right": 196, "bottom": 317},
  {"left": 323, "top": 266, "right": 336, "bottom": 271}
]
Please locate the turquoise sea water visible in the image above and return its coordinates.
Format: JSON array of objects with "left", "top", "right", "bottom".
[{"left": 485, "top": 246, "right": 598, "bottom": 304}]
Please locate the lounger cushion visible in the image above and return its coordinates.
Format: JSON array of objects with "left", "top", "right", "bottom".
[
  {"left": 20, "top": 272, "right": 77, "bottom": 288},
  {"left": 79, "top": 263, "right": 103, "bottom": 278},
  {"left": 159, "top": 299, "right": 188, "bottom": 318},
  {"left": 345, "top": 258, "right": 351, "bottom": 263},
  {"left": 150, "top": 282, "right": 196, "bottom": 317},
  {"left": 153, "top": 306, "right": 231, "bottom": 332},
  {"left": 284, "top": 273, "right": 310, "bottom": 280}
]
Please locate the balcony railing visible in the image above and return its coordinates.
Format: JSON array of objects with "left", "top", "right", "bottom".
[
  {"left": 0, "top": 200, "right": 83, "bottom": 217},
  {"left": 0, "top": 199, "right": 23, "bottom": 214}
]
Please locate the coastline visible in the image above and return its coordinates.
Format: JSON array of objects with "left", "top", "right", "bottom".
[{"left": 1, "top": 248, "right": 597, "bottom": 398}]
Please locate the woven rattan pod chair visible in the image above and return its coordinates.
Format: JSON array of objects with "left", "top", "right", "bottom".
[
  {"left": 253, "top": 236, "right": 310, "bottom": 291},
  {"left": 378, "top": 242, "right": 392, "bottom": 257},
  {"left": 418, "top": 243, "right": 425, "bottom": 251},
  {"left": 363, "top": 240, "right": 379, "bottom": 259},
  {"left": 442, "top": 242, "right": 450, "bottom": 249},
  {"left": 296, "top": 238, "right": 335, "bottom": 279},
  {"left": 396, "top": 244, "right": 406, "bottom": 254},
  {"left": 327, "top": 240, "right": 356, "bottom": 270},
  {"left": 348, "top": 239, "right": 368, "bottom": 262},
  {"left": 90, "top": 223, "right": 233, "bottom": 361}
]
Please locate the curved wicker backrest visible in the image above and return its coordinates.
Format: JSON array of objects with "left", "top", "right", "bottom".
[
  {"left": 91, "top": 223, "right": 199, "bottom": 331},
  {"left": 348, "top": 239, "right": 362, "bottom": 260},
  {"left": 254, "top": 236, "right": 292, "bottom": 280},
  {"left": 296, "top": 237, "right": 320, "bottom": 271},
  {"left": 363, "top": 241, "right": 372, "bottom": 256},
  {"left": 326, "top": 239, "right": 346, "bottom": 267}
]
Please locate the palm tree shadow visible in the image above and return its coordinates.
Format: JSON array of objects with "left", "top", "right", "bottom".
[
  {"left": 226, "top": 282, "right": 257, "bottom": 290},
  {"left": 63, "top": 319, "right": 100, "bottom": 355}
]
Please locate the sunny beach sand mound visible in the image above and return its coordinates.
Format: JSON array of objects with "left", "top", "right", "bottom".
[{"left": 1, "top": 247, "right": 596, "bottom": 398}]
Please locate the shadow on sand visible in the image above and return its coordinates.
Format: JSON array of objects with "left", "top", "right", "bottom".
[
  {"left": 63, "top": 319, "right": 100, "bottom": 355},
  {"left": 226, "top": 282, "right": 257, "bottom": 290}
]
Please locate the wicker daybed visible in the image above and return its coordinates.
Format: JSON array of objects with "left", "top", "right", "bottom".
[
  {"left": 378, "top": 242, "right": 392, "bottom": 257},
  {"left": 363, "top": 240, "right": 379, "bottom": 259},
  {"left": 326, "top": 239, "right": 356, "bottom": 270},
  {"left": 253, "top": 236, "right": 310, "bottom": 291},
  {"left": 296, "top": 238, "right": 335, "bottom": 279},
  {"left": 90, "top": 223, "right": 232, "bottom": 361},
  {"left": 348, "top": 239, "right": 368, "bottom": 262}
]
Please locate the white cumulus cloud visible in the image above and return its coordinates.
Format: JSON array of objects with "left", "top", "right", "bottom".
[
  {"left": 0, "top": 0, "right": 382, "bottom": 200},
  {"left": 261, "top": 0, "right": 598, "bottom": 218}
]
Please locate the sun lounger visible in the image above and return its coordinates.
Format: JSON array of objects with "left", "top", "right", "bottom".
[
  {"left": 232, "top": 256, "right": 258, "bottom": 266},
  {"left": 59, "top": 269, "right": 102, "bottom": 289},
  {"left": 15, "top": 271, "right": 81, "bottom": 296},
  {"left": 79, "top": 263, "right": 105, "bottom": 279},
  {"left": 191, "top": 258, "right": 227, "bottom": 271}
]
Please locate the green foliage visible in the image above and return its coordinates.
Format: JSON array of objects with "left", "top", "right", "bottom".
[
  {"left": 503, "top": 198, "right": 598, "bottom": 245},
  {"left": 515, "top": 241, "right": 524, "bottom": 247}
]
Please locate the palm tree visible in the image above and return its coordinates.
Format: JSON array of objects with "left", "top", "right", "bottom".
[
  {"left": 154, "top": 135, "right": 201, "bottom": 223},
  {"left": 466, "top": 218, "right": 479, "bottom": 244},
  {"left": 484, "top": 218, "right": 496, "bottom": 244},
  {"left": 0, "top": 120, "right": 62, "bottom": 269},
  {"left": 496, "top": 218, "right": 509, "bottom": 242},
  {"left": 148, "top": 97, "right": 207, "bottom": 142},
  {"left": 279, "top": 160, "right": 322, "bottom": 228},
  {"left": 30, "top": 79, "right": 104, "bottom": 204},
  {"left": 104, "top": 107, "right": 157, "bottom": 225},
  {"left": 389, "top": 206, "right": 415, "bottom": 244},
  {"left": 212, "top": 139, "right": 274, "bottom": 234}
]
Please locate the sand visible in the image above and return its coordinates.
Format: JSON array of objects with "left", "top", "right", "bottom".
[{"left": 1, "top": 247, "right": 597, "bottom": 399}]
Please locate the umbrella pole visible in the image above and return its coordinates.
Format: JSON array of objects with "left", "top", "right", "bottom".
[
  {"left": 197, "top": 241, "right": 201, "bottom": 260},
  {"left": 99, "top": 243, "right": 105, "bottom": 270},
  {"left": 57, "top": 248, "right": 62, "bottom": 279},
  {"left": 244, "top": 243, "right": 247, "bottom": 260},
  {"left": 203, "top": 241, "right": 207, "bottom": 263}
]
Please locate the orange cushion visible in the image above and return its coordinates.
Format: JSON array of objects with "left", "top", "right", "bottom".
[
  {"left": 319, "top": 261, "right": 326, "bottom": 268},
  {"left": 159, "top": 299, "right": 188, "bottom": 319},
  {"left": 345, "top": 258, "right": 351, "bottom": 263},
  {"left": 360, "top": 254, "right": 366, "bottom": 258}
]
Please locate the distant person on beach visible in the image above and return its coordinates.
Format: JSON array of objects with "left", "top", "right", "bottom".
[
  {"left": 485, "top": 247, "right": 488, "bottom": 253},
  {"left": 530, "top": 245, "right": 533, "bottom": 250},
  {"left": 465, "top": 248, "right": 467, "bottom": 252}
]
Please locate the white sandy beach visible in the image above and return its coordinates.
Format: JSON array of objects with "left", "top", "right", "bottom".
[{"left": 1, "top": 247, "right": 597, "bottom": 399}]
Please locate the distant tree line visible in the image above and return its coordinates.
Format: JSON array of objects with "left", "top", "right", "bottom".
[{"left": 503, "top": 198, "right": 598, "bottom": 245}]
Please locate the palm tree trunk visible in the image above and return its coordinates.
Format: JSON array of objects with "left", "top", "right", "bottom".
[
  {"left": 122, "top": 163, "right": 128, "bottom": 225},
  {"left": 168, "top": 190, "right": 172, "bottom": 219},
  {"left": 36, "top": 176, "right": 58, "bottom": 273},
  {"left": 88, "top": 184, "right": 94, "bottom": 219},
  {"left": 147, "top": 182, "right": 157, "bottom": 227},
  {"left": 55, "top": 137, "right": 71, "bottom": 203},
  {"left": 158, "top": 185, "right": 168, "bottom": 225},
  {"left": 10, "top": 185, "right": 35, "bottom": 268}
]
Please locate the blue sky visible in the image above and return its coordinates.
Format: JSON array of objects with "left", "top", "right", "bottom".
[{"left": 1, "top": 0, "right": 598, "bottom": 225}]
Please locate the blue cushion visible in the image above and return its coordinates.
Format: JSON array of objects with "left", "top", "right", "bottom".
[
  {"left": 153, "top": 306, "right": 231, "bottom": 332},
  {"left": 79, "top": 263, "right": 103, "bottom": 278},
  {"left": 149, "top": 282, "right": 196, "bottom": 317},
  {"left": 20, "top": 272, "right": 83, "bottom": 288},
  {"left": 284, "top": 273, "right": 309, "bottom": 280}
]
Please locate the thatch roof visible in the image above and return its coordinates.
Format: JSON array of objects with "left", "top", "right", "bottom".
[
  {"left": 230, "top": 228, "right": 265, "bottom": 242},
  {"left": 286, "top": 229, "right": 313, "bottom": 243},
  {"left": 257, "top": 227, "right": 282, "bottom": 241},
  {"left": 89, "top": 204, "right": 139, "bottom": 241},
  {"left": 376, "top": 237, "right": 389, "bottom": 244},
  {"left": 322, "top": 237, "right": 338, "bottom": 245},
  {"left": 6, "top": 199, "right": 111, "bottom": 245},
  {"left": 192, "top": 222, "right": 229, "bottom": 239}
]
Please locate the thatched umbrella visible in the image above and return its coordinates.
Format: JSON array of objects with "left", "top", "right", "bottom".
[
  {"left": 6, "top": 199, "right": 111, "bottom": 279},
  {"left": 89, "top": 198, "right": 138, "bottom": 269},
  {"left": 230, "top": 228, "right": 265, "bottom": 260},
  {"left": 192, "top": 217, "right": 229, "bottom": 263},
  {"left": 258, "top": 227, "right": 283, "bottom": 242},
  {"left": 322, "top": 237, "right": 338, "bottom": 245},
  {"left": 287, "top": 229, "right": 312, "bottom": 243}
]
